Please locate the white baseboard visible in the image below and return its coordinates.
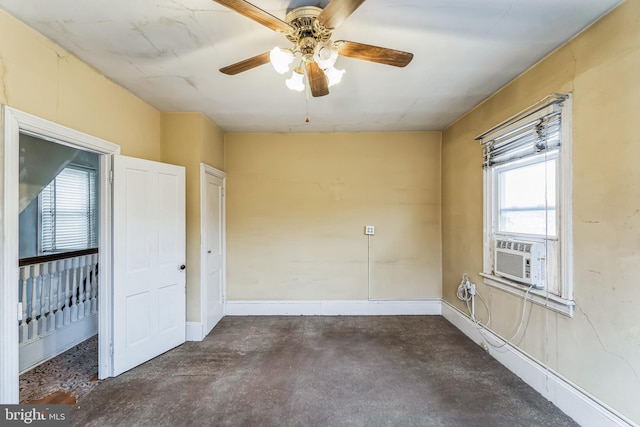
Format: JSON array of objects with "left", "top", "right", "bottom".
[
  {"left": 186, "top": 322, "right": 204, "bottom": 341},
  {"left": 441, "top": 301, "right": 635, "bottom": 427},
  {"left": 224, "top": 299, "right": 442, "bottom": 316},
  {"left": 20, "top": 313, "right": 98, "bottom": 374}
]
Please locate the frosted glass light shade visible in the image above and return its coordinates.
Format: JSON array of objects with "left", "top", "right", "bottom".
[
  {"left": 314, "top": 44, "right": 338, "bottom": 69},
  {"left": 286, "top": 70, "right": 305, "bottom": 91},
  {"left": 325, "top": 65, "right": 345, "bottom": 87},
  {"left": 270, "top": 47, "right": 294, "bottom": 74}
]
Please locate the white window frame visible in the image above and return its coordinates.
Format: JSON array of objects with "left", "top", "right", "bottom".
[
  {"left": 39, "top": 164, "right": 98, "bottom": 254},
  {"left": 479, "top": 94, "right": 574, "bottom": 317}
]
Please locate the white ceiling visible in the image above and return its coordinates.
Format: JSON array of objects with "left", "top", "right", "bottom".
[{"left": 0, "top": 0, "right": 622, "bottom": 133}]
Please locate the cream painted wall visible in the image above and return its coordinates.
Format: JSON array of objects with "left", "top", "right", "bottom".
[
  {"left": 4, "top": 0, "right": 637, "bottom": 420},
  {"left": 202, "top": 117, "right": 225, "bottom": 172},
  {"left": 161, "top": 112, "right": 224, "bottom": 322},
  {"left": 442, "top": 0, "right": 640, "bottom": 423},
  {"left": 0, "top": 9, "right": 229, "bottom": 325},
  {"left": 0, "top": 10, "right": 162, "bottom": 160},
  {"left": 225, "top": 132, "right": 441, "bottom": 301}
]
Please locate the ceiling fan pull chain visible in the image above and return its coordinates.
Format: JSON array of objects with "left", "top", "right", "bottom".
[{"left": 305, "top": 70, "right": 311, "bottom": 123}]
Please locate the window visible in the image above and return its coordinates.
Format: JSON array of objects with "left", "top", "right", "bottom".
[
  {"left": 478, "top": 94, "right": 573, "bottom": 316},
  {"left": 40, "top": 165, "right": 97, "bottom": 253},
  {"left": 497, "top": 158, "right": 556, "bottom": 237}
]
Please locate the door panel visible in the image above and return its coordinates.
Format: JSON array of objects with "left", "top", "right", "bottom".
[
  {"left": 113, "top": 155, "right": 186, "bottom": 376},
  {"left": 158, "top": 284, "right": 181, "bottom": 334},
  {"left": 124, "top": 169, "right": 151, "bottom": 273},
  {"left": 205, "top": 172, "right": 224, "bottom": 334},
  {"left": 158, "top": 173, "right": 179, "bottom": 265},
  {"left": 126, "top": 292, "right": 150, "bottom": 345}
]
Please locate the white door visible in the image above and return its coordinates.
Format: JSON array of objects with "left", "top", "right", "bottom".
[
  {"left": 204, "top": 170, "right": 224, "bottom": 335},
  {"left": 112, "top": 155, "right": 186, "bottom": 375}
]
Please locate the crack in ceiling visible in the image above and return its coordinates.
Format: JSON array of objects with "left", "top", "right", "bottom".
[{"left": 0, "top": 0, "right": 623, "bottom": 133}]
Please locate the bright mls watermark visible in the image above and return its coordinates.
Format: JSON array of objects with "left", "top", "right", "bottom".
[{"left": 1, "top": 405, "right": 69, "bottom": 426}]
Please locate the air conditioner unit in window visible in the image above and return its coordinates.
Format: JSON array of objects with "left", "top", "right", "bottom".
[{"left": 494, "top": 238, "right": 546, "bottom": 289}]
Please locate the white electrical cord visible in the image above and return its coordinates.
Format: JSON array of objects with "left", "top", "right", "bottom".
[
  {"left": 456, "top": 273, "right": 534, "bottom": 349},
  {"left": 456, "top": 274, "right": 490, "bottom": 326},
  {"left": 367, "top": 234, "right": 371, "bottom": 300},
  {"left": 543, "top": 148, "right": 552, "bottom": 392},
  {"left": 475, "top": 292, "right": 492, "bottom": 327},
  {"left": 480, "top": 285, "right": 533, "bottom": 349},
  {"left": 456, "top": 274, "right": 471, "bottom": 300}
]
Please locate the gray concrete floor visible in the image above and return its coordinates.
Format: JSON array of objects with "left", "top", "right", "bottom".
[{"left": 71, "top": 316, "right": 578, "bottom": 426}]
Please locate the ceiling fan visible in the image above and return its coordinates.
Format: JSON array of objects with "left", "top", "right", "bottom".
[{"left": 214, "top": 0, "right": 414, "bottom": 97}]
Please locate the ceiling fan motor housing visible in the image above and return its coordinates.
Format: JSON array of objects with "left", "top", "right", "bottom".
[{"left": 285, "top": 6, "right": 333, "bottom": 62}]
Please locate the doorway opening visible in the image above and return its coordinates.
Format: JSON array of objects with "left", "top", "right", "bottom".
[
  {"left": 18, "top": 133, "right": 100, "bottom": 403},
  {"left": 1, "top": 106, "right": 119, "bottom": 403}
]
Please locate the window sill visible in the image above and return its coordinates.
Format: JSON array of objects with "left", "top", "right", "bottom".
[{"left": 479, "top": 273, "right": 574, "bottom": 317}]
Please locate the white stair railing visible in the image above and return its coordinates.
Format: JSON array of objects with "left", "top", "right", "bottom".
[{"left": 18, "top": 250, "right": 98, "bottom": 347}]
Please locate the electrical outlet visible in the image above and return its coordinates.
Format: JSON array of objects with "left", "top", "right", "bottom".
[{"left": 365, "top": 225, "right": 375, "bottom": 235}]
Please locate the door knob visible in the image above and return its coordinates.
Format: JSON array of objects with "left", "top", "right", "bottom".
[{"left": 179, "top": 264, "right": 186, "bottom": 271}]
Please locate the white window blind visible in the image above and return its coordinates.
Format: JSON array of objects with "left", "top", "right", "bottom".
[
  {"left": 478, "top": 93, "right": 574, "bottom": 315},
  {"left": 478, "top": 95, "right": 567, "bottom": 168},
  {"left": 40, "top": 166, "right": 97, "bottom": 252}
]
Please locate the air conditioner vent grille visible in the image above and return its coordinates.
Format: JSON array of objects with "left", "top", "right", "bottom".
[
  {"left": 496, "top": 251, "right": 525, "bottom": 279},
  {"left": 494, "top": 238, "right": 545, "bottom": 288},
  {"left": 496, "top": 239, "right": 532, "bottom": 253}
]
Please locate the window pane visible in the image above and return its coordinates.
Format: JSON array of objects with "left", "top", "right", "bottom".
[
  {"left": 40, "top": 166, "right": 97, "bottom": 253},
  {"left": 498, "top": 159, "right": 556, "bottom": 236}
]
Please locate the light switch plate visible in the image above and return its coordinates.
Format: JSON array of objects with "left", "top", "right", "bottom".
[{"left": 365, "top": 225, "right": 375, "bottom": 235}]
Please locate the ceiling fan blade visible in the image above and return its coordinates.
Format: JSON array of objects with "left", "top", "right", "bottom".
[
  {"left": 220, "top": 51, "right": 271, "bottom": 75},
  {"left": 337, "top": 41, "right": 414, "bottom": 67},
  {"left": 318, "top": 0, "right": 367, "bottom": 29},
  {"left": 212, "top": 0, "right": 292, "bottom": 33},
  {"left": 305, "top": 61, "right": 329, "bottom": 97}
]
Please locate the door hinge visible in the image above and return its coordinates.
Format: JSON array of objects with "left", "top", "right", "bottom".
[
  {"left": 110, "top": 343, "right": 114, "bottom": 356},
  {"left": 222, "top": 188, "right": 225, "bottom": 197},
  {"left": 17, "top": 302, "right": 23, "bottom": 321},
  {"left": 109, "top": 170, "right": 113, "bottom": 184}
]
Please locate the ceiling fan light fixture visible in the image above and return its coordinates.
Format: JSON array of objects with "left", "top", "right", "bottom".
[
  {"left": 286, "top": 68, "right": 305, "bottom": 91},
  {"left": 270, "top": 47, "right": 294, "bottom": 74},
  {"left": 314, "top": 44, "right": 338, "bottom": 69},
  {"left": 215, "top": 1, "right": 414, "bottom": 98},
  {"left": 325, "top": 65, "right": 345, "bottom": 87}
]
